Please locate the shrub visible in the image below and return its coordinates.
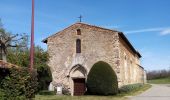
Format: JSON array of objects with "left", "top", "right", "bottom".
[
  {"left": 25, "top": 69, "right": 38, "bottom": 98},
  {"left": 87, "top": 61, "right": 118, "bottom": 95},
  {"left": 0, "top": 89, "right": 5, "bottom": 100},
  {"left": 119, "top": 83, "right": 143, "bottom": 93},
  {"left": 1, "top": 67, "right": 38, "bottom": 99},
  {"left": 38, "top": 90, "right": 55, "bottom": 95},
  {"left": 37, "top": 65, "right": 52, "bottom": 91},
  {"left": 7, "top": 46, "right": 52, "bottom": 92}
]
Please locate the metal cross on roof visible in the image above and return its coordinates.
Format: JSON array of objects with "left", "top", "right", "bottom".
[{"left": 78, "top": 15, "right": 83, "bottom": 22}]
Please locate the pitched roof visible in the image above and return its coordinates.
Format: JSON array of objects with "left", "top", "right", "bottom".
[
  {"left": 118, "top": 32, "right": 141, "bottom": 58},
  {"left": 42, "top": 22, "right": 118, "bottom": 43},
  {"left": 42, "top": 22, "right": 141, "bottom": 58}
]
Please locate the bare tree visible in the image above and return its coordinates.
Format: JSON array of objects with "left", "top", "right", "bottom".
[
  {"left": 0, "top": 21, "right": 28, "bottom": 62},
  {"left": 147, "top": 69, "right": 170, "bottom": 80}
]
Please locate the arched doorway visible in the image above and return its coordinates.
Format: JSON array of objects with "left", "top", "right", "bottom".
[
  {"left": 87, "top": 61, "right": 118, "bottom": 95},
  {"left": 69, "top": 64, "right": 87, "bottom": 96}
]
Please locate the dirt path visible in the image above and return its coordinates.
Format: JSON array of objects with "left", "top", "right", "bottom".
[{"left": 130, "top": 84, "right": 170, "bottom": 100}]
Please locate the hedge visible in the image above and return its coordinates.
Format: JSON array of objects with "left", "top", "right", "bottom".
[
  {"left": 87, "top": 61, "right": 118, "bottom": 95},
  {"left": 1, "top": 67, "right": 38, "bottom": 100},
  {"left": 119, "top": 83, "right": 143, "bottom": 93}
]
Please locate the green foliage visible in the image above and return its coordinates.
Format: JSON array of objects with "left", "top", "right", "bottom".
[
  {"left": 0, "top": 89, "right": 5, "bottom": 100},
  {"left": 25, "top": 70, "right": 38, "bottom": 98},
  {"left": 34, "top": 46, "right": 52, "bottom": 91},
  {"left": 87, "top": 61, "right": 118, "bottom": 95},
  {"left": 0, "top": 20, "right": 51, "bottom": 99},
  {"left": 119, "top": 83, "right": 143, "bottom": 93},
  {"left": 7, "top": 50, "right": 29, "bottom": 67},
  {"left": 37, "top": 65, "right": 52, "bottom": 91},
  {"left": 38, "top": 90, "right": 56, "bottom": 95},
  {"left": 7, "top": 46, "right": 52, "bottom": 91},
  {"left": 1, "top": 19, "right": 51, "bottom": 92},
  {"left": 1, "top": 67, "right": 38, "bottom": 99}
]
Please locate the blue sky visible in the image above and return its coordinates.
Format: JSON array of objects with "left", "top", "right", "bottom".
[{"left": 0, "top": 0, "right": 170, "bottom": 71}]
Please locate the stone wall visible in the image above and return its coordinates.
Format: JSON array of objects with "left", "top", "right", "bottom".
[
  {"left": 119, "top": 35, "right": 144, "bottom": 86},
  {"left": 45, "top": 22, "right": 145, "bottom": 94},
  {"left": 46, "top": 23, "right": 120, "bottom": 93}
]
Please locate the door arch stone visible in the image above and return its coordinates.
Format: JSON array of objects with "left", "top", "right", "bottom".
[{"left": 69, "top": 64, "right": 87, "bottom": 78}]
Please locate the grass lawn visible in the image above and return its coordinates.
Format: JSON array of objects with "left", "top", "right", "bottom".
[
  {"left": 148, "top": 77, "right": 170, "bottom": 84},
  {"left": 35, "top": 95, "right": 127, "bottom": 100},
  {"left": 34, "top": 84, "right": 151, "bottom": 100},
  {"left": 118, "top": 84, "right": 152, "bottom": 96}
]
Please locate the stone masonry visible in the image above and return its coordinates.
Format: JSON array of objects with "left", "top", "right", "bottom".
[{"left": 43, "top": 22, "right": 146, "bottom": 95}]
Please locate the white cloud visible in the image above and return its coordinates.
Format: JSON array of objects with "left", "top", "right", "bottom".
[
  {"left": 125, "top": 28, "right": 164, "bottom": 34},
  {"left": 160, "top": 29, "right": 170, "bottom": 35},
  {"left": 125, "top": 27, "right": 170, "bottom": 36}
]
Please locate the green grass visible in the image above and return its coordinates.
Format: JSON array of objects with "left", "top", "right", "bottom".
[
  {"left": 34, "top": 84, "right": 151, "bottom": 100},
  {"left": 35, "top": 95, "right": 127, "bottom": 100},
  {"left": 148, "top": 77, "right": 170, "bottom": 84}
]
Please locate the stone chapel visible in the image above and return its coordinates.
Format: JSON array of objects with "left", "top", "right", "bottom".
[{"left": 43, "top": 22, "right": 146, "bottom": 96}]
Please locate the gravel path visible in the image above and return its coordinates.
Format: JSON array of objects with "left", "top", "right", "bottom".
[{"left": 130, "top": 84, "right": 170, "bottom": 100}]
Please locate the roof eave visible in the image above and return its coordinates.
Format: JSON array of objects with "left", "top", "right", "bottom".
[
  {"left": 118, "top": 32, "right": 142, "bottom": 58},
  {"left": 42, "top": 38, "right": 47, "bottom": 43}
]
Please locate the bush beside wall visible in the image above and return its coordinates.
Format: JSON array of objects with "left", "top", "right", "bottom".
[
  {"left": 87, "top": 61, "right": 118, "bottom": 95},
  {"left": 119, "top": 83, "right": 143, "bottom": 93}
]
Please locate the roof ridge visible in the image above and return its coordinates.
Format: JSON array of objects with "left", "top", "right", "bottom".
[
  {"left": 42, "top": 22, "right": 141, "bottom": 58},
  {"left": 75, "top": 22, "right": 119, "bottom": 32},
  {"left": 42, "top": 22, "right": 120, "bottom": 43}
]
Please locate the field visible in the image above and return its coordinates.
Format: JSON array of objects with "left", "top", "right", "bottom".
[
  {"left": 34, "top": 84, "right": 151, "bottom": 100},
  {"left": 35, "top": 95, "right": 127, "bottom": 100},
  {"left": 148, "top": 77, "right": 170, "bottom": 84}
]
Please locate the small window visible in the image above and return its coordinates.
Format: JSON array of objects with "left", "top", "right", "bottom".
[
  {"left": 77, "top": 29, "right": 81, "bottom": 35},
  {"left": 76, "top": 39, "right": 81, "bottom": 53}
]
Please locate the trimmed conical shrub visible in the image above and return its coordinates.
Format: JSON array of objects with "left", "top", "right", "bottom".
[{"left": 87, "top": 61, "right": 118, "bottom": 95}]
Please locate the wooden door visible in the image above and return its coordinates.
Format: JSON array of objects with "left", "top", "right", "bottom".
[{"left": 73, "top": 78, "right": 86, "bottom": 96}]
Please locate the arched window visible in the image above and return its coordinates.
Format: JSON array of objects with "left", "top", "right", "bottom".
[
  {"left": 76, "top": 39, "right": 81, "bottom": 53},
  {"left": 77, "top": 29, "right": 81, "bottom": 35}
]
